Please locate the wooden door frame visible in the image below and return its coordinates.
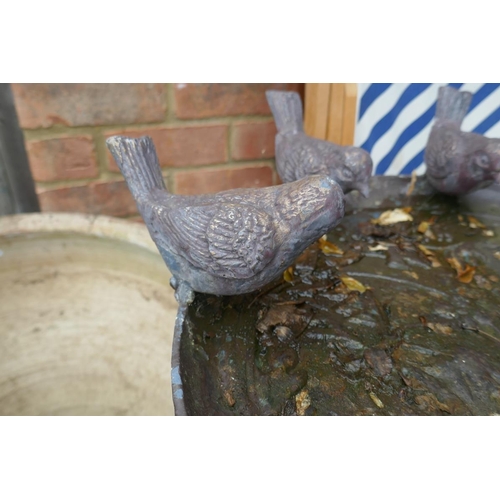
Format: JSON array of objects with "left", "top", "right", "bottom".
[{"left": 304, "top": 83, "right": 357, "bottom": 146}]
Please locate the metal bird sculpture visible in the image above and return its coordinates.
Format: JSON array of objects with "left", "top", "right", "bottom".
[
  {"left": 266, "top": 90, "right": 373, "bottom": 197},
  {"left": 425, "top": 86, "right": 500, "bottom": 195},
  {"left": 106, "top": 136, "right": 345, "bottom": 306}
]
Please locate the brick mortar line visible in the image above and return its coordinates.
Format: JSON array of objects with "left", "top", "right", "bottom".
[
  {"left": 35, "top": 160, "right": 276, "bottom": 191},
  {"left": 35, "top": 172, "right": 124, "bottom": 190},
  {"left": 36, "top": 159, "right": 275, "bottom": 189},
  {"left": 21, "top": 114, "right": 276, "bottom": 140},
  {"left": 162, "top": 114, "right": 276, "bottom": 125},
  {"left": 169, "top": 160, "right": 275, "bottom": 177},
  {"left": 168, "top": 161, "right": 275, "bottom": 175}
]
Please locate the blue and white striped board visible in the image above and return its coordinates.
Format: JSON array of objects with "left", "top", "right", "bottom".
[{"left": 354, "top": 83, "right": 500, "bottom": 176}]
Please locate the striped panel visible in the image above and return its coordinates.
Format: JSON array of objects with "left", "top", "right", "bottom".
[{"left": 354, "top": 83, "right": 500, "bottom": 176}]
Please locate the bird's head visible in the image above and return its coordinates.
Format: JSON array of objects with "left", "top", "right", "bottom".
[
  {"left": 467, "top": 151, "right": 499, "bottom": 182},
  {"left": 335, "top": 147, "right": 373, "bottom": 198},
  {"left": 282, "top": 175, "right": 345, "bottom": 237}
]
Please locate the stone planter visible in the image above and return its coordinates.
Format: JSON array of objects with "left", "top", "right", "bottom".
[{"left": 0, "top": 213, "right": 177, "bottom": 415}]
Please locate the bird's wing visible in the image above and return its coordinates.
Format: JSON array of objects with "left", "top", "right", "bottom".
[
  {"left": 312, "top": 139, "right": 345, "bottom": 166},
  {"left": 285, "top": 142, "right": 330, "bottom": 179},
  {"left": 425, "top": 128, "right": 458, "bottom": 179},
  {"left": 153, "top": 202, "right": 277, "bottom": 279}
]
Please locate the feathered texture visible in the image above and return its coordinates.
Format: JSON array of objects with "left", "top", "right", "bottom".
[
  {"left": 107, "top": 135, "right": 345, "bottom": 305},
  {"left": 266, "top": 90, "right": 304, "bottom": 134},
  {"left": 435, "top": 86, "right": 472, "bottom": 126},
  {"left": 107, "top": 136, "right": 166, "bottom": 203},
  {"left": 425, "top": 86, "right": 500, "bottom": 195},
  {"left": 266, "top": 90, "right": 373, "bottom": 198}
]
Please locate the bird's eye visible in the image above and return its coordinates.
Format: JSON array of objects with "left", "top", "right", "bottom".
[
  {"left": 342, "top": 167, "right": 354, "bottom": 179},
  {"left": 477, "top": 154, "right": 489, "bottom": 168}
]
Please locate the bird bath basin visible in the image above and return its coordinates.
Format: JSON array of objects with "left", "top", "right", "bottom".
[
  {"left": 174, "top": 176, "right": 500, "bottom": 415},
  {"left": 0, "top": 213, "right": 177, "bottom": 415}
]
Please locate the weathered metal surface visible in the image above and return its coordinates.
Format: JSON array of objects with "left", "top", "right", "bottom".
[
  {"left": 425, "top": 86, "right": 500, "bottom": 195},
  {"left": 107, "top": 135, "right": 345, "bottom": 305},
  {"left": 266, "top": 90, "right": 373, "bottom": 197},
  {"left": 175, "top": 176, "right": 500, "bottom": 416}
]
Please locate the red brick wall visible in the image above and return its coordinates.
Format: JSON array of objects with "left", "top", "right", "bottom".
[{"left": 12, "top": 83, "right": 304, "bottom": 218}]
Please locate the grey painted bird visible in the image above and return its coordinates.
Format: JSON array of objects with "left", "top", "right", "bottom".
[
  {"left": 266, "top": 90, "right": 373, "bottom": 197},
  {"left": 425, "top": 86, "right": 500, "bottom": 195},
  {"left": 106, "top": 136, "right": 345, "bottom": 305}
]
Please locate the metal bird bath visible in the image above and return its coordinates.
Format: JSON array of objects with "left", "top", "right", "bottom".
[{"left": 172, "top": 176, "right": 500, "bottom": 415}]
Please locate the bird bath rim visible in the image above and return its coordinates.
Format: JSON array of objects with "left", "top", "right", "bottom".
[{"left": 171, "top": 175, "right": 500, "bottom": 416}]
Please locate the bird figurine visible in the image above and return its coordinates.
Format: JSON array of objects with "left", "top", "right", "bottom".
[
  {"left": 425, "top": 85, "right": 500, "bottom": 195},
  {"left": 266, "top": 90, "right": 373, "bottom": 198},
  {"left": 106, "top": 135, "right": 345, "bottom": 306}
]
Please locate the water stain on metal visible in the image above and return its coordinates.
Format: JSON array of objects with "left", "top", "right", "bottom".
[{"left": 176, "top": 177, "right": 500, "bottom": 416}]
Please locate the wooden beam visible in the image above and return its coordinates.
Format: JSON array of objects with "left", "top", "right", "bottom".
[
  {"left": 341, "top": 83, "right": 358, "bottom": 146},
  {"left": 305, "top": 83, "right": 359, "bottom": 147},
  {"left": 326, "top": 84, "right": 345, "bottom": 144},
  {"left": 304, "top": 83, "right": 331, "bottom": 140}
]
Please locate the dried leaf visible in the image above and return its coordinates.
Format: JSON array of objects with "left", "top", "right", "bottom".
[
  {"left": 371, "top": 208, "right": 414, "bottom": 226},
  {"left": 318, "top": 235, "right": 344, "bottom": 255},
  {"left": 368, "top": 244, "right": 389, "bottom": 252},
  {"left": 458, "top": 214, "right": 464, "bottom": 222},
  {"left": 457, "top": 265, "right": 476, "bottom": 284},
  {"left": 418, "top": 244, "right": 441, "bottom": 267},
  {"left": 418, "top": 218, "right": 436, "bottom": 239},
  {"left": 428, "top": 257, "right": 441, "bottom": 268},
  {"left": 489, "top": 275, "right": 499, "bottom": 283},
  {"left": 369, "top": 392, "right": 384, "bottom": 409},
  {"left": 223, "top": 390, "right": 235, "bottom": 407},
  {"left": 295, "top": 389, "right": 311, "bottom": 416},
  {"left": 415, "top": 394, "right": 451, "bottom": 413},
  {"left": 467, "top": 215, "right": 486, "bottom": 229},
  {"left": 283, "top": 266, "right": 294, "bottom": 283},
  {"left": 417, "top": 244, "right": 435, "bottom": 257},
  {"left": 406, "top": 170, "right": 418, "bottom": 196},
  {"left": 418, "top": 221, "right": 430, "bottom": 233},
  {"left": 483, "top": 230, "right": 494, "bottom": 237},
  {"left": 340, "top": 275, "right": 368, "bottom": 293},
  {"left": 447, "top": 257, "right": 463, "bottom": 273},
  {"left": 447, "top": 257, "right": 476, "bottom": 283},
  {"left": 403, "top": 271, "right": 419, "bottom": 280},
  {"left": 275, "top": 325, "right": 294, "bottom": 342},
  {"left": 495, "top": 252, "right": 500, "bottom": 260},
  {"left": 427, "top": 323, "right": 453, "bottom": 335}
]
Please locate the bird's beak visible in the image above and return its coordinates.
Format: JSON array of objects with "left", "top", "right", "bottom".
[{"left": 358, "top": 184, "right": 370, "bottom": 199}]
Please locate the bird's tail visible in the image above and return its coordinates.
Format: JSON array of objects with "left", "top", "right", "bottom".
[
  {"left": 106, "top": 135, "right": 166, "bottom": 201},
  {"left": 266, "top": 90, "right": 304, "bottom": 134},
  {"left": 436, "top": 86, "right": 472, "bottom": 126}
]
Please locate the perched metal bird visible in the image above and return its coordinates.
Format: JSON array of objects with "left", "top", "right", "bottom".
[
  {"left": 425, "top": 86, "right": 500, "bottom": 195},
  {"left": 107, "top": 136, "right": 345, "bottom": 305},
  {"left": 266, "top": 90, "right": 373, "bottom": 197}
]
